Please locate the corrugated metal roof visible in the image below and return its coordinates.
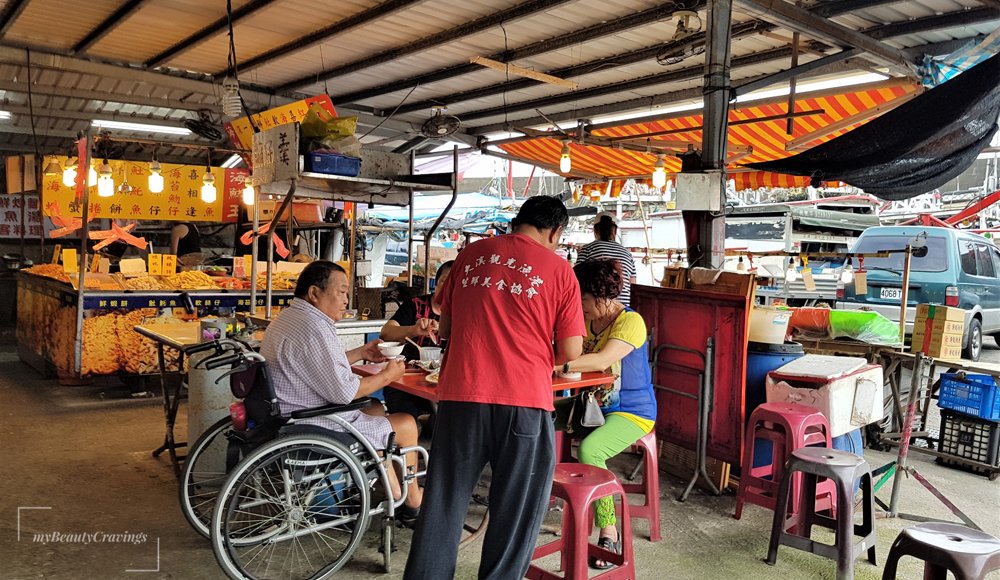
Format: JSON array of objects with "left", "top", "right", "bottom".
[{"left": 0, "top": 0, "right": 996, "bottom": 169}]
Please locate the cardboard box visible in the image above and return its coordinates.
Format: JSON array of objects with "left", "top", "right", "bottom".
[
  {"left": 912, "top": 330, "right": 964, "bottom": 350},
  {"left": 913, "top": 316, "right": 965, "bottom": 335},
  {"left": 916, "top": 304, "right": 965, "bottom": 322},
  {"left": 913, "top": 343, "right": 963, "bottom": 360}
]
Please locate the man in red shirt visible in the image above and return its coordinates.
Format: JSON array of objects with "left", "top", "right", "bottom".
[{"left": 404, "top": 196, "right": 585, "bottom": 579}]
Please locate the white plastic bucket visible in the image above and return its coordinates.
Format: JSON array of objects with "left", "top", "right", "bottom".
[{"left": 748, "top": 306, "right": 791, "bottom": 345}]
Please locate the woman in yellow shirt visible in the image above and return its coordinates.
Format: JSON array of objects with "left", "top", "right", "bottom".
[{"left": 560, "top": 258, "right": 657, "bottom": 569}]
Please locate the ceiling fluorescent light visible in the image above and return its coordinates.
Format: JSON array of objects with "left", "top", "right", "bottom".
[
  {"left": 0, "top": 111, "right": 11, "bottom": 120},
  {"left": 91, "top": 119, "right": 192, "bottom": 136},
  {"left": 220, "top": 154, "right": 243, "bottom": 169}
]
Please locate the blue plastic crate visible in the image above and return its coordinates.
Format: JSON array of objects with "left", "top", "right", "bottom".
[
  {"left": 938, "top": 373, "right": 1000, "bottom": 422},
  {"left": 307, "top": 152, "right": 361, "bottom": 177}
]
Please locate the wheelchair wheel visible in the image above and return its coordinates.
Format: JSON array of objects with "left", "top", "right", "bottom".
[
  {"left": 211, "top": 434, "right": 371, "bottom": 580},
  {"left": 179, "top": 416, "right": 232, "bottom": 538}
]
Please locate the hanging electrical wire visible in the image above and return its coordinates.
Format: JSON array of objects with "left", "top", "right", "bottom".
[{"left": 226, "top": 0, "right": 259, "bottom": 134}]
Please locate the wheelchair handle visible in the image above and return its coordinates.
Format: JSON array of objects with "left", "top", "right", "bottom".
[
  {"left": 186, "top": 339, "right": 221, "bottom": 356},
  {"left": 204, "top": 354, "right": 242, "bottom": 370}
]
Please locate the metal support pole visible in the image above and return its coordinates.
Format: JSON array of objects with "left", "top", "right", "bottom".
[
  {"left": 73, "top": 128, "right": 93, "bottom": 376},
  {"left": 407, "top": 151, "right": 415, "bottom": 286},
  {"left": 422, "top": 146, "right": 460, "bottom": 294},
  {"left": 889, "top": 351, "right": 924, "bottom": 517},
  {"left": 899, "top": 245, "right": 912, "bottom": 349},
  {"left": 265, "top": 181, "right": 296, "bottom": 320},
  {"left": 249, "top": 188, "right": 259, "bottom": 315},
  {"left": 693, "top": 0, "right": 733, "bottom": 268}
]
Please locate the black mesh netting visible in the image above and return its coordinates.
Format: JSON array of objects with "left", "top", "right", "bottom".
[{"left": 745, "top": 52, "right": 1000, "bottom": 201}]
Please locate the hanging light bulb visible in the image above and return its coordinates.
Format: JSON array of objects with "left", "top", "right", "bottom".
[
  {"left": 221, "top": 76, "right": 242, "bottom": 118},
  {"left": 43, "top": 157, "right": 62, "bottom": 176},
  {"left": 118, "top": 173, "right": 133, "bottom": 195},
  {"left": 840, "top": 260, "right": 855, "bottom": 284},
  {"left": 88, "top": 165, "right": 98, "bottom": 187},
  {"left": 651, "top": 154, "right": 667, "bottom": 189},
  {"left": 736, "top": 256, "right": 746, "bottom": 272},
  {"left": 62, "top": 159, "right": 77, "bottom": 188},
  {"left": 97, "top": 160, "right": 114, "bottom": 198},
  {"left": 559, "top": 140, "right": 571, "bottom": 173},
  {"left": 201, "top": 167, "right": 217, "bottom": 203},
  {"left": 148, "top": 159, "right": 164, "bottom": 194},
  {"left": 785, "top": 257, "right": 798, "bottom": 282},
  {"left": 242, "top": 179, "right": 255, "bottom": 206}
]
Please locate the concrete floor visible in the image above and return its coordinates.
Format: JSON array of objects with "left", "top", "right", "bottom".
[{"left": 1, "top": 336, "right": 998, "bottom": 580}]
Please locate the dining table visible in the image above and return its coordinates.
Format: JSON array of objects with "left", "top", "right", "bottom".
[
  {"left": 352, "top": 363, "right": 613, "bottom": 402},
  {"left": 352, "top": 362, "right": 614, "bottom": 547}
]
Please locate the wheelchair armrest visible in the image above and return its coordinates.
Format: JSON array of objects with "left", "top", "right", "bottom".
[{"left": 290, "top": 397, "right": 373, "bottom": 420}]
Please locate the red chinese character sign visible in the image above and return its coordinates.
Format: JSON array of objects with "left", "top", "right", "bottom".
[{"left": 41, "top": 157, "right": 247, "bottom": 224}]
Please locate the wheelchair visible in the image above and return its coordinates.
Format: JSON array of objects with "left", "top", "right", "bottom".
[{"left": 177, "top": 339, "right": 428, "bottom": 579}]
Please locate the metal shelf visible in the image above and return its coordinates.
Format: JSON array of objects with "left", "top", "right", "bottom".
[{"left": 259, "top": 171, "right": 454, "bottom": 205}]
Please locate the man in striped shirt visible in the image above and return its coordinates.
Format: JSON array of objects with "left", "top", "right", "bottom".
[{"left": 576, "top": 211, "right": 637, "bottom": 305}]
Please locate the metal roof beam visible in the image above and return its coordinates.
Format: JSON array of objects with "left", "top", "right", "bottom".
[
  {"left": 274, "top": 0, "right": 575, "bottom": 93},
  {"left": 811, "top": 0, "right": 904, "bottom": 18},
  {"left": 0, "top": 79, "right": 211, "bottom": 111},
  {"left": 461, "top": 46, "right": 800, "bottom": 123},
  {"left": 0, "top": 0, "right": 28, "bottom": 39},
  {"left": 731, "top": 48, "right": 861, "bottom": 97},
  {"left": 0, "top": 104, "right": 191, "bottom": 128},
  {"left": 72, "top": 0, "right": 152, "bottom": 55},
  {"left": 330, "top": 2, "right": 704, "bottom": 105},
  {"left": 383, "top": 0, "right": 896, "bottom": 116},
  {"left": 392, "top": 136, "right": 432, "bottom": 154},
  {"left": 393, "top": 21, "right": 771, "bottom": 117},
  {"left": 218, "top": 0, "right": 425, "bottom": 77},
  {"left": 145, "top": 0, "right": 281, "bottom": 68},
  {"left": 867, "top": 7, "right": 1000, "bottom": 39},
  {"left": 736, "top": 0, "right": 912, "bottom": 73},
  {"left": 979, "top": 0, "right": 1000, "bottom": 10}
]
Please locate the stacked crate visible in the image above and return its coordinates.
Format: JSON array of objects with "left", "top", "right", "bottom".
[{"left": 937, "top": 371, "right": 1000, "bottom": 479}]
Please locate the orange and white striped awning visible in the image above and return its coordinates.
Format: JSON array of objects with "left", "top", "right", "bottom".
[{"left": 498, "top": 79, "right": 920, "bottom": 190}]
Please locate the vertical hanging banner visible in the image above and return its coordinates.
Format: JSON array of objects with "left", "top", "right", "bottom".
[
  {"left": 41, "top": 157, "right": 248, "bottom": 223},
  {"left": 252, "top": 123, "right": 299, "bottom": 187},
  {"left": 0, "top": 193, "right": 50, "bottom": 238}
]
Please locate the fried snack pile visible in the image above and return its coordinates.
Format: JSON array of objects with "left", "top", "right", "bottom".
[
  {"left": 121, "top": 276, "right": 163, "bottom": 291},
  {"left": 83, "top": 275, "right": 122, "bottom": 291},
  {"left": 81, "top": 313, "right": 120, "bottom": 375},
  {"left": 256, "top": 274, "right": 297, "bottom": 290},
  {"left": 161, "top": 271, "right": 217, "bottom": 290},
  {"left": 23, "top": 264, "right": 70, "bottom": 283}
]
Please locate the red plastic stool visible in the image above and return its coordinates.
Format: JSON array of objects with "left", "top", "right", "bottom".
[
  {"left": 527, "top": 464, "right": 636, "bottom": 580},
  {"left": 621, "top": 431, "right": 661, "bottom": 542},
  {"left": 735, "top": 402, "right": 834, "bottom": 521}
]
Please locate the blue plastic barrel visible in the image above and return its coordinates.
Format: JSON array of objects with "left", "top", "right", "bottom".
[{"left": 745, "top": 341, "right": 806, "bottom": 471}]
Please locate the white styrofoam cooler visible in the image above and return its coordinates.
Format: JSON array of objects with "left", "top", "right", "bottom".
[{"left": 765, "top": 355, "right": 884, "bottom": 437}]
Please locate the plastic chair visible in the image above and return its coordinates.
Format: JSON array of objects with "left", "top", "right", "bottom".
[
  {"left": 620, "top": 431, "right": 662, "bottom": 542},
  {"left": 735, "top": 402, "right": 834, "bottom": 520},
  {"left": 765, "top": 447, "right": 877, "bottom": 580},
  {"left": 882, "top": 523, "right": 1000, "bottom": 580},
  {"left": 527, "top": 464, "right": 636, "bottom": 580}
]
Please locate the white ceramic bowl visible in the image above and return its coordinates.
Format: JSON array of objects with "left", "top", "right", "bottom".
[{"left": 377, "top": 342, "right": 405, "bottom": 357}]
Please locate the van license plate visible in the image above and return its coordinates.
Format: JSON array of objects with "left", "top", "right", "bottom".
[{"left": 879, "top": 287, "right": 903, "bottom": 300}]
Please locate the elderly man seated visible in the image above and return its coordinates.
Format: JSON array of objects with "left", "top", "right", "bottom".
[{"left": 261, "top": 260, "right": 423, "bottom": 525}]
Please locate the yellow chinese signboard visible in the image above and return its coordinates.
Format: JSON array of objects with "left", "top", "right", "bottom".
[
  {"left": 224, "top": 95, "right": 336, "bottom": 152},
  {"left": 42, "top": 157, "right": 249, "bottom": 223}
]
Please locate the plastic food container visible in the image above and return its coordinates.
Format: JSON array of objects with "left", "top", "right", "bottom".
[
  {"left": 419, "top": 347, "right": 442, "bottom": 362},
  {"left": 748, "top": 306, "right": 792, "bottom": 344}
]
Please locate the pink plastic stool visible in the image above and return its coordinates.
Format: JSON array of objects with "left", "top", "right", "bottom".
[
  {"left": 735, "top": 402, "right": 834, "bottom": 521},
  {"left": 621, "top": 431, "right": 661, "bottom": 542},
  {"left": 527, "top": 464, "right": 636, "bottom": 580}
]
